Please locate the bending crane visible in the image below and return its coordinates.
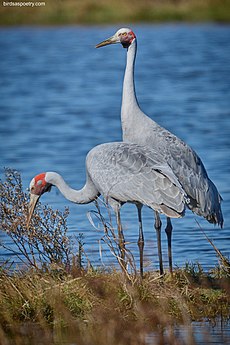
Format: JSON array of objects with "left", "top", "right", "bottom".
[{"left": 27, "top": 142, "right": 188, "bottom": 276}]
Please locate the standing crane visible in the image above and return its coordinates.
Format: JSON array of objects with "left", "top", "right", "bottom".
[
  {"left": 27, "top": 142, "right": 188, "bottom": 277},
  {"left": 96, "top": 28, "right": 223, "bottom": 274}
]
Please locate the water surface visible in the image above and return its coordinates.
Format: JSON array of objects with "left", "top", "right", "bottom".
[{"left": 0, "top": 24, "right": 230, "bottom": 271}]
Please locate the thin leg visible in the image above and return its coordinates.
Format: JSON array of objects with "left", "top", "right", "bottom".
[
  {"left": 115, "top": 208, "right": 126, "bottom": 268},
  {"left": 137, "top": 205, "right": 144, "bottom": 278},
  {"left": 155, "top": 211, "right": 164, "bottom": 275},
  {"left": 165, "top": 217, "right": 173, "bottom": 274}
]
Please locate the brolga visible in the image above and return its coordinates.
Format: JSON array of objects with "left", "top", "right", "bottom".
[
  {"left": 27, "top": 142, "right": 188, "bottom": 277},
  {"left": 96, "top": 28, "right": 223, "bottom": 274}
]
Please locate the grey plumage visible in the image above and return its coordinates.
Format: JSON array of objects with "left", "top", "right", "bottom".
[
  {"left": 28, "top": 141, "right": 187, "bottom": 231},
  {"left": 87, "top": 142, "right": 186, "bottom": 218}
]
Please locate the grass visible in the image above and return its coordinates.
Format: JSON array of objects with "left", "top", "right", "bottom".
[
  {"left": 0, "top": 267, "right": 229, "bottom": 345},
  {"left": 0, "top": 169, "right": 230, "bottom": 344},
  {"left": 0, "top": 0, "right": 230, "bottom": 26}
]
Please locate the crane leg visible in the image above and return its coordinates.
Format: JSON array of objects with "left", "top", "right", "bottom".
[
  {"left": 115, "top": 208, "right": 126, "bottom": 270},
  {"left": 137, "top": 205, "right": 144, "bottom": 278},
  {"left": 155, "top": 211, "right": 164, "bottom": 275},
  {"left": 165, "top": 217, "right": 173, "bottom": 274}
]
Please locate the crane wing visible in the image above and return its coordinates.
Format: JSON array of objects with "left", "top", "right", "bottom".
[
  {"left": 151, "top": 123, "right": 223, "bottom": 225},
  {"left": 87, "top": 142, "right": 187, "bottom": 218}
]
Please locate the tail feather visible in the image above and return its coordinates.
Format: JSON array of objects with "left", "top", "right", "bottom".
[{"left": 187, "top": 178, "right": 223, "bottom": 228}]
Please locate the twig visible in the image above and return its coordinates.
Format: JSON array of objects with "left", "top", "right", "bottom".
[{"left": 195, "top": 219, "right": 230, "bottom": 271}]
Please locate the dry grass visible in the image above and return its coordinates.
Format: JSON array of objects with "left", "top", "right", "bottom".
[
  {"left": 0, "top": 267, "right": 229, "bottom": 345},
  {"left": 0, "top": 169, "right": 229, "bottom": 345},
  {"left": 0, "top": 0, "right": 230, "bottom": 25}
]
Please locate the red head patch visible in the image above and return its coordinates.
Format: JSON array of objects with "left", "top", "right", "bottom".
[{"left": 34, "top": 172, "right": 46, "bottom": 187}]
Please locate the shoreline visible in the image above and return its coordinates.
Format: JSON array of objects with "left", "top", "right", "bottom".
[{"left": 0, "top": 0, "right": 230, "bottom": 26}]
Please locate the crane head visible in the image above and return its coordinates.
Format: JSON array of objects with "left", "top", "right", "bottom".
[
  {"left": 96, "top": 28, "right": 136, "bottom": 49},
  {"left": 27, "top": 172, "right": 52, "bottom": 228}
]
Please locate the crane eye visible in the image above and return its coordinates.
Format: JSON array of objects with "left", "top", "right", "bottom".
[{"left": 122, "top": 32, "right": 127, "bottom": 36}]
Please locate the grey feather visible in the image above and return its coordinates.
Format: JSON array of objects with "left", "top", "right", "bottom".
[{"left": 87, "top": 142, "right": 187, "bottom": 218}]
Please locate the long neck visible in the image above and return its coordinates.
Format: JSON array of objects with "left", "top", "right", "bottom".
[
  {"left": 46, "top": 172, "right": 99, "bottom": 204},
  {"left": 121, "top": 39, "right": 140, "bottom": 120}
]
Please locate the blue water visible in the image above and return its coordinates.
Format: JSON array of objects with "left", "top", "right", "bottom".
[
  {"left": 147, "top": 319, "right": 230, "bottom": 345},
  {"left": 0, "top": 24, "right": 230, "bottom": 272}
]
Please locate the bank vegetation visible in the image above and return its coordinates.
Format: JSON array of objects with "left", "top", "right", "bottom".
[{"left": 0, "top": 0, "right": 230, "bottom": 26}]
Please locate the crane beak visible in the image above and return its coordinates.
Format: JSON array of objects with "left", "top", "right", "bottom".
[
  {"left": 26, "top": 193, "right": 40, "bottom": 228},
  {"left": 95, "top": 35, "right": 118, "bottom": 48}
]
